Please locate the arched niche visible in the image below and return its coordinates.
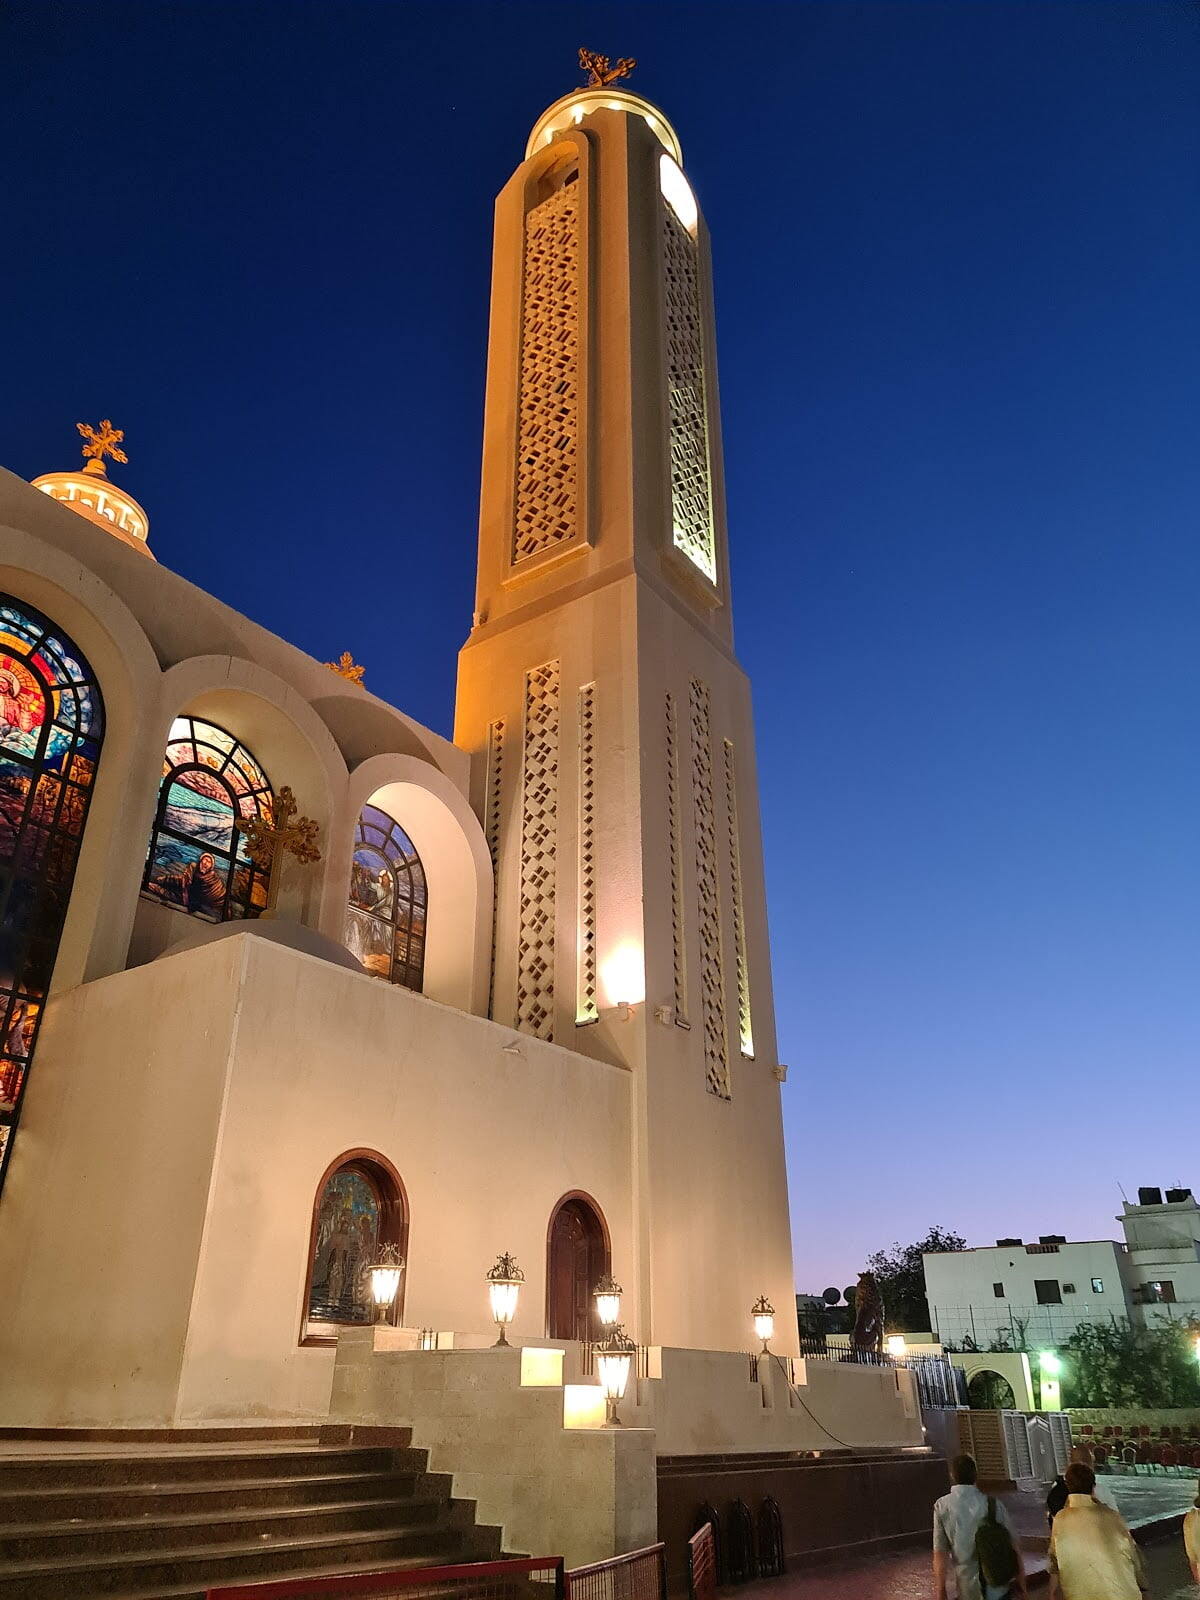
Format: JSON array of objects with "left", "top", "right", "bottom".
[
  {"left": 129, "top": 657, "right": 348, "bottom": 968},
  {"left": 301, "top": 1149, "right": 408, "bottom": 1345},
  {"left": 545, "top": 1191, "right": 611, "bottom": 1343},
  {"left": 330, "top": 755, "right": 492, "bottom": 1015}
]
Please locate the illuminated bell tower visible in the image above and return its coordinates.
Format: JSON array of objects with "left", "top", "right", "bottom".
[{"left": 455, "top": 67, "right": 796, "bottom": 1353}]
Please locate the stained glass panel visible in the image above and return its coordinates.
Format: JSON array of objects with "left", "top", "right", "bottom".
[
  {"left": 141, "top": 717, "right": 273, "bottom": 923},
  {"left": 307, "top": 1168, "right": 382, "bottom": 1325},
  {"left": 0, "top": 594, "right": 105, "bottom": 1192},
  {"left": 343, "top": 805, "right": 426, "bottom": 993}
]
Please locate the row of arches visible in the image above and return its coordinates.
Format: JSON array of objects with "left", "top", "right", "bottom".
[
  {"left": 0, "top": 581, "right": 473, "bottom": 1191},
  {"left": 304, "top": 1152, "right": 611, "bottom": 1344}
]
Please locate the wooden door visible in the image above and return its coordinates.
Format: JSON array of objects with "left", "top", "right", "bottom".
[{"left": 547, "top": 1199, "right": 607, "bottom": 1341}]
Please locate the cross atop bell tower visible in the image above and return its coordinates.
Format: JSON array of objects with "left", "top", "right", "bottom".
[{"left": 455, "top": 73, "right": 793, "bottom": 1353}]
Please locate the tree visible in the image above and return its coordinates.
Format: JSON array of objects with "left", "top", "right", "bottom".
[
  {"left": 865, "top": 1225, "right": 967, "bottom": 1333},
  {"left": 1061, "top": 1316, "right": 1200, "bottom": 1408}
]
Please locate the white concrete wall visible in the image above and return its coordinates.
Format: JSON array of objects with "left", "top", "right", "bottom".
[
  {"left": 0, "top": 933, "right": 634, "bottom": 1427},
  {"left": 924, "top": 1241, "right": 1130, "bottom": 1345}
]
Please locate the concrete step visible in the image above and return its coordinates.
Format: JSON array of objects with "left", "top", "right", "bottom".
[
  {"left": 0, "top": 1520, "right": 486, "bottom": 1599},
  {"left": 0, "top": 1444, "right": 422, "bottom": 1492},
  {"left": 0, "top": 1466, "right": 441, "bottom": 1524},
  {"left": 0, "top": 1491, "right": 460, "bottom": 1562}
]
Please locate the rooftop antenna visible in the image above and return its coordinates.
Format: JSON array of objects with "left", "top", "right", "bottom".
[{"left": 1117, "top": 1179, "right": 1130, "bottom": 1204}]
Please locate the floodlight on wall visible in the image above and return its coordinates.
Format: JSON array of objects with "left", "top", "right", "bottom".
[
  {"left": 487, "top": 1252, "right": 525, "bottom": 1346},
  {"left": 596, "top": 1326, "right": 637, "bottom": 1427},
  {"left": 886, "top": 1335, "right": 907, "bottom": 1360},
  {"left": 593, "top": 1273, "right": 623, "bottom": 1330},
  {"left": 368, "top": 1243, "right": 405, "bottom": 1324},
  {"left": 752, "top": 1294, "right": 775, "bottom": 1353},
  {"left": 1039, "top": 1350, "right": 1062, "bottom": 1377}
]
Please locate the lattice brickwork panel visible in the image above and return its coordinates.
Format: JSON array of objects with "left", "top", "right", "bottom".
[
  {"left": 666, "top": 691, "right": 690, "bottom": 1027},
  {"left": 690, "top": 679, "right": 729, "bottom": 1097},
  {"left": 663, "top": 205, "right": 715, "bottom": 583},
  {"left": 517, "top": 662, "right": 560, "bottom": 1038},
  {"left": 514, "top": 184, "right": 580, "bottom": 564},
  {"left": 484, "top": 719, "right": 505, "bottom": 1019},
  {"left": 576, "top": 684, "right": 599, "bottom": 1023},
  {"left": 723, "top": 740, "right": 754, "bottom": 1058}
]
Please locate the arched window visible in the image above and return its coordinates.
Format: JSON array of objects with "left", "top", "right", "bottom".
[
  {"left": 141, "top": 717, "right": 273, "bottom": 922},
  {"left": 344, "top": 804, "right": 426, "bottom": 991},
  {"left": 0, "top": 595, "right": 105, "bottom": 1189},
  {"left": 304, "top": 1151, "right": 406, "bottom": 1336}
]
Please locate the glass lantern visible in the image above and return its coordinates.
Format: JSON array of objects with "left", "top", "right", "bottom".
[
  {"left": 596, "top": 1325, "right": 637, "bottom": 1427},
  {"left": 592, "top": 1273, "right": 623, "bottom": 1332},
  {"left": 752, "top": 1294, "right": 775, "bottom": 1352},
  {"left": 367, "top": 1243, "right": 405, "bottom": 1325},
  {"left": 486, "top": 1252, "right": 525, "bottom": 1346}
]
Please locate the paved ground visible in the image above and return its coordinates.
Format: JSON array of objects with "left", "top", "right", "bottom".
[{"left": 736, "top": 1475, "right": 1198, "bottom": 1599}]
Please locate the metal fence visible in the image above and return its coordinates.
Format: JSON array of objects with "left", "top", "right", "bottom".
[
  {"left": 930, "top": 1302, "right": 1125, "bottom": 1350},
  {"left": 686, "top": 1525, "right": 716, "bottom": 1600},
  {"left": 205, "top": 1557, "right": 565, "bottom": 1600},
  {"left": 565, "top": 1543, "right": 666, "bottom": 1600}
]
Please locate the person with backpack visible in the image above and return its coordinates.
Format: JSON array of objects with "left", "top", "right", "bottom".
[
  {"left": 1048, "top": 1462, "right": 1148, "bottom": 1600},
  {"left": 933, "top": 1453, "right": 1028, "bottom": 1600}
]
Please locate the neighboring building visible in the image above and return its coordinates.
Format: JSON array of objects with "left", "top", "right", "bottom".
[
  {"left": 0, "top": 66, "right": 932, "bottom": 1570},
  {"left": 923, "top": 1186, "right": 1200, "bottom": 1348}
]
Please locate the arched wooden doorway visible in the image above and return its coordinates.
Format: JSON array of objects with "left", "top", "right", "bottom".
[{"left": 546, "top": 1193, "right": 609, "bottom": 1342}]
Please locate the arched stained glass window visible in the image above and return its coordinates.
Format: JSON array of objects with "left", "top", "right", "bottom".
[
  {"left": 0, "top": 595, "right": 105, "bottom": 1190},
  {"left": 141, "top": 717, "right": 273, "bottom": 922},
  {"left": 343, "top": 804, "right": 426, "bottom": 992},
  {"left": 304, "top": 1153, "right": 406, "bottom": 1333}
]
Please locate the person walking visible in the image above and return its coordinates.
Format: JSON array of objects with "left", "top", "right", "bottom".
[
  {"left": 933, "top": 1453, "right": 1028, "bottom": 1600},
  {"left": 1048, "top": 1462, "right": 1148, "bottom": 1600},
  {"left": 1183, "top": 1487, "right": 1199, "bottom": 1584}
]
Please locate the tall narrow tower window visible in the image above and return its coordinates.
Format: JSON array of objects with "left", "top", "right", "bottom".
[
  {"left": 514, "top": 165, "right": 580, "bottom": 564},
  {"left": 517, "top": 660, "right": 561, "bottom": 1038},
  {"left": 661, "top": 156, "right": 715, "bottom": 583}
]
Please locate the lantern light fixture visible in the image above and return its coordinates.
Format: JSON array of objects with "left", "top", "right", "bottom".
[
  {"left": 886, "top": 1334, "right": 907, "bottom": 1360},
  {"left": 593, "top": 1273, "right": 623, "bottom": 1330},
  {"left": 1039, "top": 1349, "right": 1062, "bottom": 1377},
  {"left": 752, "top": 1294, "right": 775, "bottom": 1353},
  {"left": 367, "top": 1243, "right": 405, "bottom": 1324},
  {"left": 596, "top": 1325, "right": 637, "bottom": 1427},
  {"left": 486, "top": 1252, "right": 525, "bottom": 1346}
]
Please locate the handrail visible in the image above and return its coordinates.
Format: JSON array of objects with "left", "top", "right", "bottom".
[{"left": 206, "top": 1556, "right": 566, "bottom": 1600}]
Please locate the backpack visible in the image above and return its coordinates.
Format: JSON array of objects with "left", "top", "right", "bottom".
[{"left": 975, "top": 1496, "right": 1020, "bottom": 1590}]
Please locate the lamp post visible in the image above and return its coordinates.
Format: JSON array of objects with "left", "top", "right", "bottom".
[
  {"left": 752, "top": 1295, "right": 775, "bottom": 1353},
  {"left": 596, "top": 1326, "right": 637, "bottom": 1427},
  {"left": 367, "top": 1243, "right": 405, "bottom": 1325},
  {"left": 486, "top": 1253, "right": 524, "bottom": 1346},
  {"left": 1039, "top": 1349, "right": 1063, "bottom": 1411},
  {"left": 593, "top": 1273, "right": 623, "bottom": 1332}
]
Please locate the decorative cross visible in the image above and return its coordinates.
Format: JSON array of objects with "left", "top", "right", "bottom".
[
  {"left": 325, "top": 651, "right": 366, "bottom": 686},
  {"left": 578, "top": 48, "right": 637, "bottom": 88},
  {"left": 235, "top": 785, "right": 322, "bottom": 916},
  {"left": 76, "top": 419, "right": 128, "bottom": 470}
]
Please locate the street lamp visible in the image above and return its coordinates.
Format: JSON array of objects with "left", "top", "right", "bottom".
[
  {"left": 367, "top": 1243, "right": 405, "bottom": 1325},
  {"left": 593, "top": 1273, "right": 623, "bottom": 1331},
  {"left": 886, "top": 1334, "right": 907, "bottom": 1360},
  {"left": 1039, "top": 1350, "right": 1062, "bottom": 1377},
  {"left": 596, "top": 1326, "right": 637, "bottom": 1427},
  {"left": 486, "top": 1253, "right": 524, "bottom": 1346},
  {"left": 752, "top": 1295, "right": 775, "bottom": 1353}
]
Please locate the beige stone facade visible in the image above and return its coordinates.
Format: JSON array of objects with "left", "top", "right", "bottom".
[{"left": 0, "top": 87, "right": 921, "bottom": 1534}]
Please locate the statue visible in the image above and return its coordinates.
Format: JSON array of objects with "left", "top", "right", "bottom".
[{"left": 850, "top": 1271, "right": 885, "bottom": 1358}]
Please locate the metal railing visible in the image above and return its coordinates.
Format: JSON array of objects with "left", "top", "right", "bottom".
[
  {"left": 687, "top": 1524, "right": 716, "bottom": 1600},
  {"left": 566, "top": 1543, "right": 666, "bottom": 1600},
  {"left": 930, "top": 1302, "right": 1127, "bottom": 1349},
  {"left": 205, "top": 1557, "right": 565, "bottom": 1600}
]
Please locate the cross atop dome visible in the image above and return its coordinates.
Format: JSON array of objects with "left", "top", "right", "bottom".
[
  {"left": 76, "top": 419, "right": 128, "bottom": 476},
  {"left": 578, "top": 48, "right": 636, "bottom": 88}
]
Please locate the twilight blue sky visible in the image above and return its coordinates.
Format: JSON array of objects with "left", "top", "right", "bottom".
[{"left": 5, "top": 2, "right": 1200, "bottom": 1288}]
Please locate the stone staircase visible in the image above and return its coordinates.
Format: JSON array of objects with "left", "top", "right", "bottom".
[{"left": 0, "top": 1439, "right": 504, "bottom": 1599}]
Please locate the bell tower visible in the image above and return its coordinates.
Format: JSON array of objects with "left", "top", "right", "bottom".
[{"left": 455, "top": 71, "right": 796, "bottom": 1353}]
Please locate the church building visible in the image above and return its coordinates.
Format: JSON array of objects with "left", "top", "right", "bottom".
[{"left": 0, "top": 65, "right": 931, "bottom": 1578}]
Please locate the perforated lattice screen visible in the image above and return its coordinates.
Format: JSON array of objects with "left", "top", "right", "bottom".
[
  {"left": 514, "top": 183, "right": 580, "bottom": 564},
  {"left": 663, "top": 205, "right": 715, "bottom": 583},
  {"left": 690, "top": 678, "right": 729, "bottom": 1096},
  {"left": 517, "top": 660, "right": 561, "bottom": 1038}
]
